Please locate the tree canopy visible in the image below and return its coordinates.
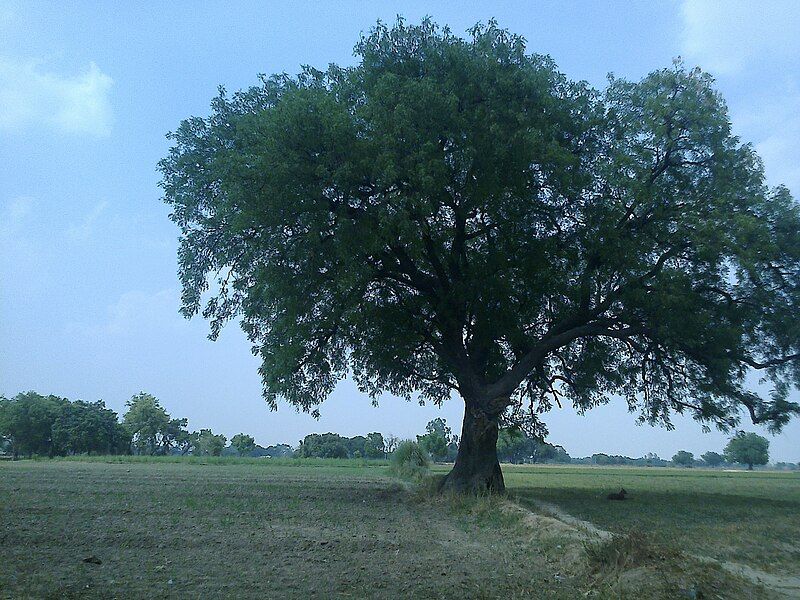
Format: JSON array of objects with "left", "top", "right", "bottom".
[
  {"left": 0, "top": 392, "right": 130, "bottom": 458},
  {"left": 160, "top": 18, "right": 800, "bottom": 492},
  {"left": 672, "top": 450, "right": 695, "bottom": 467},
  {"left": 724, "top": 431, "right": 769, "bottom": 470},
  {"left": 417, "top": 418, "right": 453, "bottom": 461},
  {"left": 496, "top": 427, "right": 570, "bottom": 464},
  {"left": 194, "top": 429, "right": 227, "bottom": 456},
  {"left": 700, "top": 451, "right": 725, "bottom": 467},
  {"left": 123, "top": 392, "right": 172, "bottom": 455},
  {"left": 231, "top": 433, "right": 256, "bottom": 456}
]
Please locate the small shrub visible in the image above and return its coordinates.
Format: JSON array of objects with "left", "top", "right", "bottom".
[
  {"left": 391, "top": 440, "right": 430, "bottom": 479},
  {"left": 585, "top": 530, "right": 678, "bottom": 576}
]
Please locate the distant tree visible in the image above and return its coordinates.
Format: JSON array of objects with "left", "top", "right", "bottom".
[
  {"left": 531, "top": 441, "right": 557, "bottom": 464},
  {"left": 550, "top": 445, "right": 571, "bottom": 464},
  {"left": 364, "top": 432, "right": 386, "bottom": 459},
  {"left": 231, "top": 433, "right": 256, "bottom": 456},
  {"left": 384, "top": 434, "right": 400, "bottom": 455},
  {"left": 496, "top": 427, "right": 529, "bottom": 463},
  {"left": 0, "top": 396, "right": 12, "bottom": 455},
  {"left": 174, "top": 429, "right": 198, "bottom": 456},
  {"left": 592, "top": 453, "right": 611, "bottom": 466},
  {"left": 724, "top": 431, "right": 769, "bottom": 470},
  {"left": 446, "top": 435, "right": 460, "bottom": 462},
  {"left": 194, "top": 429, "right": 227, "bottom": 456},
  {"left": 297, "top": 433, "right": 349, "bottom": 458},
  {"left": 346, "top": 435, "right": 368, "bottom": 458},
  {"left": 496, "top": 428, "right": 563, "bottom": 464},
  {"left": 51, "top": 400, "right": 130, "bottom": 456},
  {"left": 639, "top": 452, "right": 666, "bottom": 467},
  {"left": 0, "top": 392, "right": 67, "bottom": 458},
  {"left": 672, "top": 450, "right": 695, "bottom": 467},
  {"left": 161, "top": 19, "right": 800, "bottom": 493},
  {"left": 160, "top": 418, "right": 190, "bottom": 455},
  {"left": 701, "top": 451, "right": 725, "bottom": 467},
  {"left": 0, "top": 393, "right": 131, "bottom": 458},
  {"left": 261, "top": 443, "right": 294, "bottom": 458},
  {"left": 123, "top": 393, "right": 171, "bottom": 455},
  {"left": 417, "top": 418, "right": 452, "bottom": 461}
]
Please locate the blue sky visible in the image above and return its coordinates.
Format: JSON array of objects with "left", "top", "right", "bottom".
[{"left": 1, "top": 1, "right": 798, "bottom": 461}]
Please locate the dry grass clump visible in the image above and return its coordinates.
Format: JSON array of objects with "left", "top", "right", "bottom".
[{"left": 390, "top": 440, "right": 431, "bottom": 479}]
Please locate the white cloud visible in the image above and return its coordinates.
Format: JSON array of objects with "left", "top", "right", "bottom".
[
  {"left": 66, "top": 288, "right": 184, "bottom": 338},
  {"left": 681, "top": 0, "right": 800, "bottom": 75},
  {"left": 0, "top": 196, "right": 34, "bottom": 240},
  {"left": 66, "top": 200, "right": 109, "bottom": 242},
  {"left": 681, "top": 0, "right": 800, "bottom": 195},
  {"left": 742, "top": 85, "right": 800, "bottom": 192},
  {"left": 0, "top": 58, "right": 113, "bottom": 136},
  {"left": 104, "top": 289, "right": 180, "bottom": 335}
]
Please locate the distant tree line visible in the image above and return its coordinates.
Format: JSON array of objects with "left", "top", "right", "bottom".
[
  {"left": 0, "top": 391, "right": 234, "bottom": 459},
  {"left": 295, "top": 432, "right": 388, "bottom": 459},
  {"left": 669, "top": 432, "right": 776, "bottom": 470},
  {"left": 496, "top": 427, "right": 571, "bottom": 464},
  {"left": 1, "top": 392, "right": 796, "bottom": 470},
  {"left": 0, "top": 392, "right": 129, "bottom": 458}
]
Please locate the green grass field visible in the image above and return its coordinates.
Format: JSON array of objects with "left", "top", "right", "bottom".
[
  {"left": 499, "top": 464, "right": 800, "bottom": 575},
  {"left": 1, "top": 458, "right": 796, "bottom": 598}
]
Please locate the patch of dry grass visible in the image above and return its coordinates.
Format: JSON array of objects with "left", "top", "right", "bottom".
[{"left": 0, "top": 460, "right": 571, "bottom": 599}]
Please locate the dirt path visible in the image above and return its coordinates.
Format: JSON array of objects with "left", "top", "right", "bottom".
[
  {"left": 519, "top": 497, "right": 613, "bottom": 541},
  {"left": 694, "top": 557, "right": 800, "bottom": 599},
  {"left": 512, "top": 494, "right": 800, "bottom": 598}
]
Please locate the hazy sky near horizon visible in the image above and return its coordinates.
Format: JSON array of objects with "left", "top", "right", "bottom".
[{"left": 1, "top": 1, "right": 799, "bottom": 461}]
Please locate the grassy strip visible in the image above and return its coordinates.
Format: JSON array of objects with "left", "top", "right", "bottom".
[{"left": 37, "top": 454, "right": 391, "bottom": 467}]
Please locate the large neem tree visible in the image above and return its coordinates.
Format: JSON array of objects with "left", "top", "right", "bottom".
[{"left": 160, "top": 20, "right": 800, "bottom": 493}]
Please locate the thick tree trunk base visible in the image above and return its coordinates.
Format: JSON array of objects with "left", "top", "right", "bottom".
[{"left": 439, "top": 406, "right": 505, "bottom": 495}]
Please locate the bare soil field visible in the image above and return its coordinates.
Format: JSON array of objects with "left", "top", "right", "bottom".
[{"left": 1, "top": 459, "right": 791, "bottom": 598}]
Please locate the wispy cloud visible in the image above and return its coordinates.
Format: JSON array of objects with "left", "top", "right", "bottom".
[
  {"left": 681, "top": 0, "right": 800, "bottom": 194},
  {"left": 0, "top": 196, "right": 34, "bottom": 240},
  {"left": 67, "top": 288, "right": 183, "bottom": 338},
  {"left": 681, "top": 0, "right": 800, "bottom": 75},
  {"left": 742, "top": 84, "right": 800, "bottom": 193},
  {"left": 0, "top": 4, "right": 14, "bottom": 27},
  {"left": 66, "top": 200, "right": 109, "bottom": 242},
  {"left": 0, "top": 58, "right": 113, "bottom": 136}
]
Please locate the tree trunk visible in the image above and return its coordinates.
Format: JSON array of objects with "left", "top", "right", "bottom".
[
  {"left": 440, "top": 405, "right": 505, "bottom": 494},
  {"left": 747, "top": 463, "right": 753, "bottom": 470}
]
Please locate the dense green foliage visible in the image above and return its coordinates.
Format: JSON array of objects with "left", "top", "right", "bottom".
[
  {"left": 295, "top": 432, "right": 389, "bottom": 458},
  {"left": 160, "top": 17, "right": 800, "bottom": 460},
  {"left": 363, "top": 432, "right": 386, "bottom": 458},
  {"left": 391, "top": 439, "right": 431, "bottom": 478},
  {"left": 416, "top": 417, "right": 454, "bottom": 461},
  {"left": 51, "top": 400, "right": 130, "bottom": 456},
  {"left": 231, "top": 432, "right": 256, "bottom": 456},
  {"left": 0, "top": 392, "right": 129, "bottom": 458},
  {"left": 724, "top": 431, "right": 769, "bottom": 469},
  {"left": 123, "top": 393, "right": 174, "bottom": 455},
  {"left": 258, "top": 443, "right": 294, "bottom": 458},
  {"left": 296, "top": 433, "right": 350, "bottom": 458},
  {"left": 700, "top": 451, "right": 725, "bottom": 467},
  {"left": 671, "top": 450, "right": 695, "bottom": 467},
  {"left": 194, "top": 429, "right": 227, "bottom": 456},
  {"left": 496, "top": 427, "right": 570, "bottom": 464}
]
